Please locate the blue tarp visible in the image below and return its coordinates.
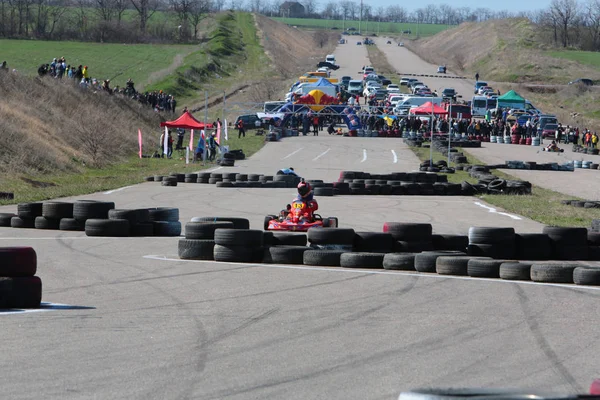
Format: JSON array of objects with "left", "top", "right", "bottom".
[{"left": 313, "top": 78, "right": 335, "bottom": 87}]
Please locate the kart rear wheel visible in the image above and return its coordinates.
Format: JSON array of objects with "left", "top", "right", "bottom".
[
  {"left": 264, "top": 215, "right": 277, "bottom": 230},
  {"left": 325, "top": 217, "right": 338, "bottom": 228}
]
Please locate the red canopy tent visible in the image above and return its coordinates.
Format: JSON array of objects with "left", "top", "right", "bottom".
[
  {"left": 159, "top": 111, "right": 214, "bottom": 129},
  {"left": 409, "top": 102, "right": 448, "bottom": 115}
]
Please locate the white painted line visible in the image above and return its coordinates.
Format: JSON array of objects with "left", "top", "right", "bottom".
[
  {"left": 281, "top": 148, "right": 304, "bottom": 160},
  {"left": 312, "top": 148, "right": 331, "bottom": 161},
  {"left": 391, "top": 150, "right": 398, "bottom": 164},
  {"left": 474, "top": 201, "right": 522, "bottom": 220},
  {"left": 142, "top": 255, "right": 600, "bottom": 292},
  {"left": 104, "top": 185, "right": 135, "bottom": 194},
  {"left": 361, "top": 149, "right": 367, "bottom": 163}
]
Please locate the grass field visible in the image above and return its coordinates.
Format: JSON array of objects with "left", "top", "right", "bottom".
[
  {"left": 546, "top": 50, "right": 600, "bottom": 71},
  {"left": 0, "top": 39, "right": 198, "bottom": 90},
  {"left": 410, "top": 144, "right": 600, "bottom": 227},
  {"left": 271, "top": 17, "right": 449, "bottom": 37}
]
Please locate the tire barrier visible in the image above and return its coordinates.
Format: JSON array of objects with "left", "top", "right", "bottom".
[
  {"left": 0, "top": 247, "right": 43, "bottom": 308},
  {"left": 572, "top": 144, "right": 600, "bottom": 156},
  {"left": 174, "top": 218, "right": 600, "bottom": 286},
  {"left": 463, "top": 165, "right": 532, "bottom": 195},
  {"left": 339, "top": 171, "right": 466, "bottom": 196},
  {"left": 0, "top": 201, "right": 179, "bottom": 237},
  {"left": 505, "top": 160, "right": 574, "bottom": 172}
]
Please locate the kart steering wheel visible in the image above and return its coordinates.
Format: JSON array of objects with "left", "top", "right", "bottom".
[{"left": 313, "top": 214, "right": 322, "bottom": 221}]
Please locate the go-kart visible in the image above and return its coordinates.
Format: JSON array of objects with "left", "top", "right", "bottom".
[{"left": 264, "top": 200, "right": 338, "bottom": 231}]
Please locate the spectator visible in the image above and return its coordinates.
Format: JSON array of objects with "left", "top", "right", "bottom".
[
  {"left": 194, "top": 135, "right": 205, "bottom": 162},
  {"left": 82, "top": 65, "right": 89, "bottom": 83},
  {"left": 0, "top": 61, "right": 7, "bottom": 72},
  {"left": 208, "top": 133, "right": 217, "bottom": 161},
  {"left": 175, "top": 128, "right": 185, "bottom": 150},
  {"left": 237, "top": 119, "right": 245, "bottom": 138},
  {"left": 37, "top": 64, "right": 48, "bottom": 76}
]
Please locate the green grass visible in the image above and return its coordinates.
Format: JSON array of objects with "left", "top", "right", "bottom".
[
  {"left": 271, "top": 17, "right": 450, "bottom": 37},
  {"left": 0, "top": 39, "right": 195, "bottom": 90},
  {"left": 547, "top": 50, "right": 600, "bottom": 71},
  {"left": 409, "top": 143, "right": 600, "bottom": 227},
  {"left": 0, "top": 134, "right": 266, "bottom": 205}
]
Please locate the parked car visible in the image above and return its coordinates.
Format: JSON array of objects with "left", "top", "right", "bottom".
[
  {"left": 542, "top": 123, "right": 559, "bottom": 138},
  {"left": 398, "top": 42, "right": 404, "bottom": 47},
  {"left": 235, "top": 114, "right": 261, "bottom": 130},
  {"left": 378, "top": 75, "right": 392, "bottom": 86},
  {"left": 568, "top": 78, "right": 594, "bottom": 86},
  {"left": 474, "top": 81, "right": 488, "bottom": 94},
  {"left": 441, "top": 88, "right": 456, "bottom": 100},
  {"left": 437, "top": 65, "right": 447, "bottom": 73},
  {"left": 400, "top": 77, "right": 411, "bottom": 86},
  {"left": 386, "top": 40, "right": 392, "bottom": 44},
  {"left": 387, "top": 84, "right": 400, "bottom": 91}
]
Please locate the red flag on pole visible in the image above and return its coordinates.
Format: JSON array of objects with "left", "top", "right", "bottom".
[{"left": 138, "top": 129, "right": 143, "bottom": 159}]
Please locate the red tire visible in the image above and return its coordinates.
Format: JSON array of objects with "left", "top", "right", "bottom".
[{"left": 0, "top": 247, "right": 37, "bottom": 277}]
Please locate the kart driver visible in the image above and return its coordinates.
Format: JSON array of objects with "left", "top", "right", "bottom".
[
  {"left": 276, "top": 167, "right": 299, "bottom": 177},
  {"left": 280, "top": 179, "right": 319, "bottom": 221}
]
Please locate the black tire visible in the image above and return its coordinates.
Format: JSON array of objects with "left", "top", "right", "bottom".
[
  {"left": 161, "top": 179, "right": 177, "bottom": 187},
  {"left": 153, "top": 175, "right": 164, "bottom": 182},
  {"left": 178, "top": 239, "right": 215, "bottom": 260},
  {"left": 530, "top": 262, "right": 578, "bottom": 283},
  {"left": 383, "top": 222, "right": 432, "bottom": 241},
  {"left": 42, "top": 201, "right": 74, "bottom": 219},
  {"left": 0, "top": 247, "right": 37, "bottom": 276},
  {"left": 59, "top": 218, "right": 84, "bottom": 231},
  {"left": 467, "top": 258, "right": 508, "bottom": 278},
  {"left": 468, "top": 227, "right": 515, "bottom": 244},
  {"left": 573, "top": 266, "right": 600, "bottom": 285},
  {"left": 414, "top": 251, "right": 466, "bottom": 273},
  {"left": 307, "top": 227, "right": 355, "bottom": 245},
  {"left": 108, "top": 209, "right": 151, "bottom": 225},
  {"left": 588, "top": 246, "right": 600, "bottom": 261},
  {"left": 148, "top": 207, "right": 179, "bottom": 222},
  {"left": 208, "top": 178, "right": 220, "bottom": 184},
  {"left": 499, "top": 262, "right": 532, "bottom": 281},
  {"left": 184, "top": 178, "right": 196, "bottom": 183},
  {"left": 314, "top": 187, "right": 334, "bottom": 196},
  {"left": 553, "top": 245, "right": 589, "bottom": 261},
  {"left": 11, "top": 216, "right": 34, "bottom": 228},
  {"left": 73, "top": 200, "right": 115, "bottom": 221},
  {"left": 542, "top": 226, "right": 588, "bottom": 245},
  {"left": 210, "top": 172, "right": 223, "bottom": 179},
  {"left": 431, "top": 234, "right": 468, "bottom": 252},
  {"left": 153, "top": 221, "right": 182, "bottom": 237},
  {"left": 383, "top": 253, "right": 416, "bottom": 270},
  {"left": 395, "top": 240, "right": 434, "bottom": 252},
  {"left": 272, "top": 232, "right": 307, "bottom": 246},
  {"left": 198, "top": 172, "right": 211, "bottom": 179},
  {"left": 213, "top": 244, "right": 263, "bottom": 263},
  {"left": 214, "top": 229, "right": 264, "bottom": 246},
  {"left": 184, "top": 221, "right": 234, "bottom": 240},
  {"left": 191, "top": 216, "right": 250, "bottom": 230},
  {"left": 197, "top": 177, "right": 210, "bottom": 184},
  {"left": 131, "top": 223, "right": 154, "bottom": 237},
  {"left": 17, "top": 202, "right": 43, "bottom": 219},
  {"left": 515, "top": 233, "right": 552, "bottom": 260},
  {"left": 267, "top": 246, "right": 309, "bottom": 264},
  {"left": 0, "top": 213, "right": 16, "bottom": 227},
  {"left": 340, "top": 252, "right": 385, "bottom": 269},
  {"left": 216, "top": 182, "right": 234, "bottom": 188},
  {"left": 0, "top": 276, "right": 42, "bottom": 308},
  {"left": 235, "top": 174, "right": 248, "bottom": 181},
  {"left": 34, "top": 216, "right": 60, "bottom": 230},
  {"left": 303, "top": 250, "right": 346, "bottom": 266},
  {"left": 467, "top": 242, "right": 516, "bottom": 259},
  {"left": 588, "top": 232, "right": 600, "bottom": 246},
  {"left": 353, "top": 232, "right": 395, "bottom": 253},
  {"left": 85, "top": 219, "right": 130, "bottom": 237},
  {"left": 488, "top": 179, "right": 506, "bottom": 190},
  {"left": 264, "top": 215, "right": 276, "bottom": 230},
  {"left": 436, "top": 256, "right": 477, "bottom": 276},
  {"left": 170, "top": 173, "right": 185, "bottom": 182},
  {"left": 185, "top": 173, "right": 198, "bottom": 180}
]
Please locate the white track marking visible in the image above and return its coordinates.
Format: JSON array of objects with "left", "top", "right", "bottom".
[
  {"left": 474, "top": 201, "right": 522, "bottom": 220},
  {"left": 104, "top": 185, "right": 134, "bottom": 194},
  {"left": 361, "top": 149, "right": 367, "bottom": 163},
  {"left": 312, "top": 148, "right": 331, "bottom": 161},
  {"left": 281, "top": 148, "right": 304, "bottom": 160},
  {"left": 391, "top": 150, "right": 398, "bottom": 164},
  {"left": 143, "top": 255, "right": 600, "bottom": 292}
]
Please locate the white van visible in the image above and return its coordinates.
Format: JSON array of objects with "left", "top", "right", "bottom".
[
  {"left": 326, "top": 54, "right": 336, "bottom": 64},
  {"left": 471, "top": 96, "right": 488, "bottom": 117},
  {"left": 394, "top": 96, "right": 443, "bottom": 114},
  {"left": 347, "top": 80, "right": 363, "bottom": 96}
]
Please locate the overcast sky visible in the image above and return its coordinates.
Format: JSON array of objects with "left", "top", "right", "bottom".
[{"left": 374, "top": 0, "right": 549, "bottom": 12}]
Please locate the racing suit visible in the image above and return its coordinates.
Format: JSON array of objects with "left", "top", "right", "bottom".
[{"left": 293, "top": 192, "right": 318, "bottom": 220}]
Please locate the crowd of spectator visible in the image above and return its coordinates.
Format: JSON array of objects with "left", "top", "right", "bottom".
[{"left": 35, "top": 56, "right": 177, "bottom": 114}]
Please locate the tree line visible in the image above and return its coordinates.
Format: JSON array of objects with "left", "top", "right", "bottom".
[{"left": 2, "top": 0, "right": 599, "bottom": 51}]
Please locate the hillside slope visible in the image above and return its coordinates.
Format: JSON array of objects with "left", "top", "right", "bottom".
[{"left": 407, "top": 18, "right": 599, "bottom": 84}]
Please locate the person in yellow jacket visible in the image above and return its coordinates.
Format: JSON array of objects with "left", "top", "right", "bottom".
[
  {"left": 82, "top": 65, "right": 89, "bottom": 83},
  {"left": 592, "top": 132, "right": 599, "bottom": 148}
]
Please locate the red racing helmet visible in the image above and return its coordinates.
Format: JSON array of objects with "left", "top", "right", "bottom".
[{"left": 297, "top": 180, "right": 312, "bottom": 197}]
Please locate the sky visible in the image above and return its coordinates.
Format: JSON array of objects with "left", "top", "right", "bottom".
[{"left": 374, "top": 0, "right": 550, "bottom": 13}]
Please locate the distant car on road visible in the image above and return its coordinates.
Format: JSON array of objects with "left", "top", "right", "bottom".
[
  {"left": 437, "top": 66, "right": 446, "bottom": 74},
  {"left": 356, "top": 41, "right": 362, "bottom": 45},
  {"left": 542, "top": 123, "right": 559, "bottom": 138},
  {"left": 441, "top": 88, "right": 456, "bottom": 100},
  {"left": 387, "top": 40, "right": 392, "bottom": 44},
  {"left": 398, "top": 42, "right": 404, "bottom": 47},
  {"left": 568, "top": 78, "right": 594, "bottom": 86}
]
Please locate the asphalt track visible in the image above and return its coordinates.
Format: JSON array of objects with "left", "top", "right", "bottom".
[{"left": 0, "top": 42, "right": 598, "bottom": 400}]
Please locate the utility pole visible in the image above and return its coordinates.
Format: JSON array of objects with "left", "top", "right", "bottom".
[{"left": 359, "top": 0, "right": 362, "bottom": 34}]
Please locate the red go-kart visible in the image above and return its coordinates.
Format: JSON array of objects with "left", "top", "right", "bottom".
[{"left": 264, "top": 200, "right": 338, "bottom": 231}]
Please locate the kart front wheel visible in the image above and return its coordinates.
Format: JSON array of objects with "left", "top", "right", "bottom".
[{"left": 264, "top": 215, "right": 277, "bottom": 230}]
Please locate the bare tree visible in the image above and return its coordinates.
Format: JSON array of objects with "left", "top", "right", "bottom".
[
  {"left": 322, "top": 1, "right": 338, "bottom": 19},
  {"left": 189, "top": 0, "right": 210, "bottom": 39},
  {"left": 585, "top": 0, "right": 600, "bottom": 49},
  {"left": 130, "top": 0, "right": 159, "bottom": 34},
  {"left": 302, "top": 0, "right": 316, "bottom": 16},
  {"left": 551, "top": 0, "right": 579, "bottom": 47}
]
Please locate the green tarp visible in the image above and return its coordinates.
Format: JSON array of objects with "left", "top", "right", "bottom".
[{"left": 497, "top": 90, "right": 525, "bottom": 105}]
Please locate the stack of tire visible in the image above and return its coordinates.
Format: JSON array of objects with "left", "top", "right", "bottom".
[
  {"left": 263, "top": 232, "right": 310, "bottom": 264},
  {"left": 310, "top": 180, "right": 335, "bottom": 197},
  {"left": 0, "top": 247, "right": 42, "bottom": 308},
  {"left": 383, "top": 222, "right": 434, "bottom": 252},
  {"left": 467, "top": 227, "right": 516, "bottom": 259},
  {"left": 273, "top": 174, "right": 301, "bottom": 188},
  {"left": 338, "top": 171, "right": 462, "bottom": 196},
  {"left": 84, "top": 205, "right": 180, "bottom": 237},
  {"left": 179, "top": 220, "right": 235, "bottom": 260},
  {"left": 219, "top": 153, "right": 235, "bottom": 167},
  {"left": 0, "top": 192, "right": 14, "bottom": 200},
  {"left": 213, "top": 228, "right": 264, "bottom": 262},
  {"left": 197, "top": 172, "right": 211, "bottom": 184},
  {"left": 107, "top": 209, "right": 155, "bottom": 237},
  {"left": 543, "top": 226, "right": 589, "bottom": 260}
]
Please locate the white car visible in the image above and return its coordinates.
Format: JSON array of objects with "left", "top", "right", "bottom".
[
  {"left": 412, "top": 84, "right": 428, "bottom": 93},
  {"left": 365, "top": 81, "right": 381, "bottom": 89},
  {"left": 388, "top": 95, "right": 404, "bottom": 106},
  {"left": 400, "top": 77, "right": 410, "bottom": 86},
  {"left": 387, "top": 84, "right": 400, "bottom": 91},
  {"left": 363, "top": 86, "right": 378, "bottom": 97},
  {"left": 387, "top": 87, "right": 401, "bottom": 94}
]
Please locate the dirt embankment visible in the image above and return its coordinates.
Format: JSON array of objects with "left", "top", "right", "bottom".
[
  {"left": 0, "top": 73, "right": 161, "bottom": 175},
  {"left": 405, "top": 18, "right": 599, "bottom": 84}
]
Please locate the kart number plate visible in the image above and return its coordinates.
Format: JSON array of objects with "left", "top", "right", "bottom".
[{"left": 292, "top": 203, "right": 304, "bottom": 209}]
